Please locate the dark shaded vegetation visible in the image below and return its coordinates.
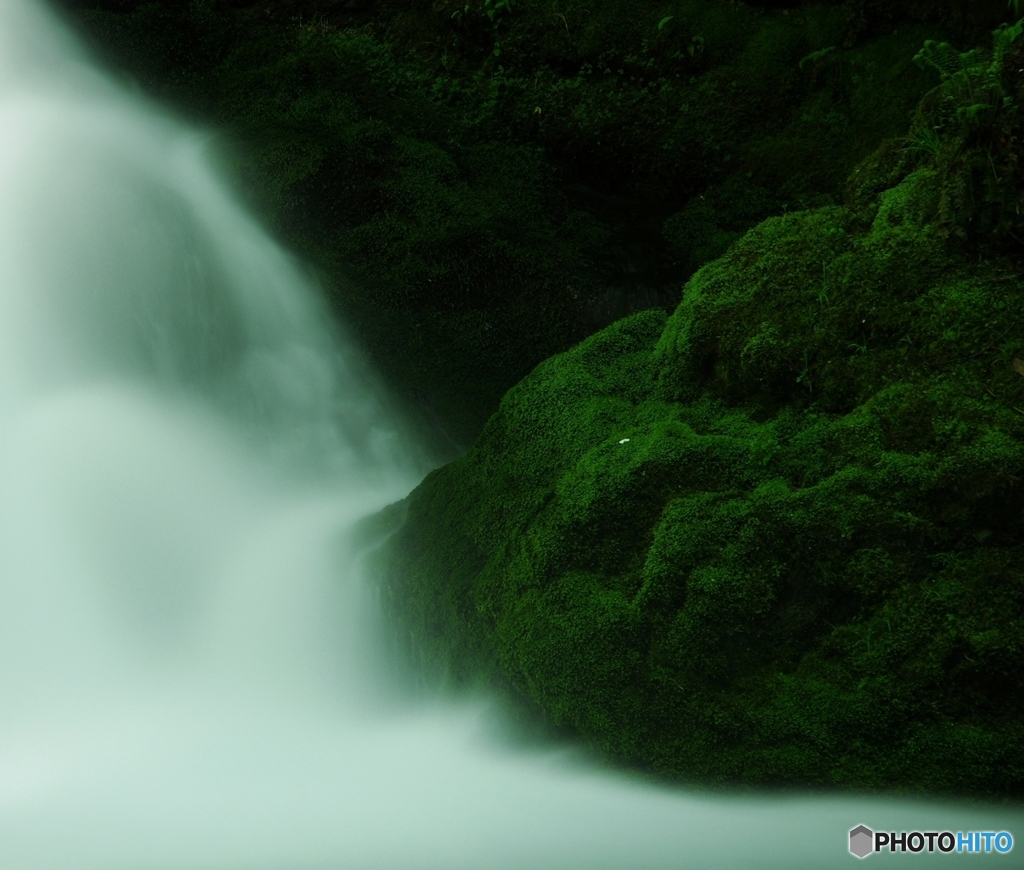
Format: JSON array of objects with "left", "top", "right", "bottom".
[
  {"left": 378, "top": 12, "right": 1024, "bottom": 795},
  {"left": 53, "top": 0, "right": 993, "bottom": 444},
  {"left": 54, "top": 0, "right": 1024, "bottom": 792}
]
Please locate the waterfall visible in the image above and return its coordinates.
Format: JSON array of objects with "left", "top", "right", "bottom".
[{"left": 0, "top": 2, "right": 1018, "bottom": 867}]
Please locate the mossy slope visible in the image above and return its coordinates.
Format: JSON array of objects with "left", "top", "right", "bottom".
[{"left": 381, "top": 67, "right": 1024, "bottom": 793}]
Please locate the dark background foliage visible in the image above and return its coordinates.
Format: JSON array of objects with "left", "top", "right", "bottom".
[{"left": 51, "top": 0, "right": 1011, "bottom": 448}]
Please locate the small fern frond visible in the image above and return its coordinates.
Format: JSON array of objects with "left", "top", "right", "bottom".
[
  {"left": 912, "top": 40, "right": 986, "bottom": 80},
  {"left": 993, "top": 18, "right": 1024, "bottom": 67}
]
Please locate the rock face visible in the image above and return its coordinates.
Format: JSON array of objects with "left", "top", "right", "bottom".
[{"left": 380, "top": 157, "right": 1024, "bottom": 793}]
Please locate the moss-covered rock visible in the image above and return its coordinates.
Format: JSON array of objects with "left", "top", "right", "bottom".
[{"left": 379, "top": 127, "right": 1024, "bottom": 793}]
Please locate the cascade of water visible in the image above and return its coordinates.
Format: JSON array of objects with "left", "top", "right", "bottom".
[{"left": 0, "top": 2, "right": 1019, "bottom": 867}]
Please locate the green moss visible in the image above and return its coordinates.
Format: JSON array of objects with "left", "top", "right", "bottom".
[{"left": 380, "top": 107, "right": 1024, "bottom": 791}]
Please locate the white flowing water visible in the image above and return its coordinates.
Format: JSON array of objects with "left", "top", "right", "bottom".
[{"left": 0, "top": 2, "right": 1020, "bottom": 867}]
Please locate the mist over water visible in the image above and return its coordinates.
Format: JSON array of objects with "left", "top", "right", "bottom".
[{"left": 0, "top": 2, "right": 1020, "bottom": 867}]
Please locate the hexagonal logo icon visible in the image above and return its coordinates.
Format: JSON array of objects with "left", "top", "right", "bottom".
[{"left": 849, "top": 825, "right": 874, "bottom": 859}]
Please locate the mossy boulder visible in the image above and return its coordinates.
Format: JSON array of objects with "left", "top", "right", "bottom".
[{"left": 379, "top": 155, "right": 1024, "bottom": 793}]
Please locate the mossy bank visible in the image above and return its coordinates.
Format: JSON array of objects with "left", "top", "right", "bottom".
[{"left": 378, "top": 22, "right": 1024, "bottom": 795}]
